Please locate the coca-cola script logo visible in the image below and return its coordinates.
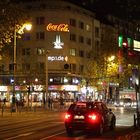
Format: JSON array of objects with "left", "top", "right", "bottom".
[{"left": 46, "top": 23, "right": 69, "bottom": 32}]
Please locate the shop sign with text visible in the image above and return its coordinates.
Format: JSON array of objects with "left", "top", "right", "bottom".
[{"left": 48, "top": 56, "right": 68, "bottom": 61}]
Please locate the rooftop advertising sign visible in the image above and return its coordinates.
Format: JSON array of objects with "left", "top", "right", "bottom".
[{"left": 46, "top": 23, "right": 69, "bottom": 32}]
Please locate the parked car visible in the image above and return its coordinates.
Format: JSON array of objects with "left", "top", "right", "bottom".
[
  {"left": 64, "top": 101, "right": 116, "bottom": 136},
  {"left": 114, "top": 98, "right": 133, "bottom": 107}
]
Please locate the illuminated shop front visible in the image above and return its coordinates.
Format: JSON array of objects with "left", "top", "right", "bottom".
[
  {"left": 48, "top": 85, "right": 79, "bottom": 100},
  {"left": 0, "top": 86, "right": 9, "bottom": 101}
]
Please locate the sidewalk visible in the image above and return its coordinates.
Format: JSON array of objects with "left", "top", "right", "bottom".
[{"left": 0, "top": 103, "right": 68, "bottom": 118}]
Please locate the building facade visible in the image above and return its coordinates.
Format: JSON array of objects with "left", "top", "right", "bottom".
[
  {"left": 0, "top": 0, "right": 138, "bottom": 105},
  {"left": 7, "top": 0, "right": 100, "bottom": 103}
]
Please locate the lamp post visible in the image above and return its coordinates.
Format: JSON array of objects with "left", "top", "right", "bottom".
[
  {"left": 45, "top": 50, "right": 50, "bottom": 109},
  {"left": 12, "top": 23, "right": 32, "bottom": 111}
]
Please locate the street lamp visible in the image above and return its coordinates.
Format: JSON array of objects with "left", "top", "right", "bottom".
[
  {"left": 12, "top": 23, "right": 32, "bottom": 111},
  {"left": 45, "top": 50, "right": 50, "bottom": 109}
]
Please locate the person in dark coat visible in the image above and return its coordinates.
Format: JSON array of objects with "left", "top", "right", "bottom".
[{"left": 48, "top": 96, "right": 53, "bottom": 109}]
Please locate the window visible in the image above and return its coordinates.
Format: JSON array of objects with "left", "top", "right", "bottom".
[
  {"left": 36, "top": 48, "right": 45, "bottom": 55},
  {"left": 36, "top": 16, "right": 45, "bottom": 25},
  {"left": 22, "top": 48, "right": 30, "bottom": 56},
  {"left": 86, "top": 24, "right": 91, "bottom": 31},
  {"left": 70, "top": 18, "right": 76, "bottom": 27},
  {"left": 95, "top": 40, "right": 100, "bottom": 53},
  {"left": 79, "top": 21, "right": 84, "bottom": 29},
  {"left": 36, "top": 62, "right": 45, "bottom": 71},
  {"left": 70, "top": 48, "right": 76, "bottom": 56},
  {"left": 22, "top": 63, "right": 30, "bottom": 71},
  {"left": 79, "top": 36, "right": 84, "bottom": 43},
  {"left": 70, "top": 33, "right": 76, "bottom": 41},
  {"left": 86, "top": 38, "right": 91, "bottom": 45},
  {"left": 70, "top": 63, "right": 76, "bottom": 72},
  {"left": 23, "top": 33, "right": 31, "bottom": 41},
  {"left": 79, "top": 65, "right": 84, "bottom": 73},
  {"left": 95, "top": 27, "right": 99, "bottom": 38},
  {"left": 79, "top": 50, "right": 84, "bottom": 57},
  {"left": 36, "top": 32, "right": 45, "bottom": 40},
  {"left": 9, "top": 64, "right": 14, "bottom": 71},
  {"left": 0, "top": 65, "right": 4, "bottom": 72}
]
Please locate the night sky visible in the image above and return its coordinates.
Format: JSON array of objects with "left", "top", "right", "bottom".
[{"left": 68, "top": 0, "right": 140, "bottom": 21}]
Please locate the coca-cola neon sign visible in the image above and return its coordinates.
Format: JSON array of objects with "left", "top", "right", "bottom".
[{"left": 46, "top": 23, "right": 69, "bottom": 32}]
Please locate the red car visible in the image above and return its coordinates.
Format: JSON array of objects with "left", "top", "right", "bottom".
[{"left": 64, "top": 101, "right": 116, "bottom": 136}]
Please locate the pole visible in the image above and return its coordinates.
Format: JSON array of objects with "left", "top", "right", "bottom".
[
  {"left": 137, "top": 65, "right": 140, "bottom": 126},
  {"left": 11, "top": 27, "right": 17, "bottom": 112},
  {"left": 45, "top": 51, "right": 49, "bottom": 109}
]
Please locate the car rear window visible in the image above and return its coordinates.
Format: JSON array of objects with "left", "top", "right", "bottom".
[{"left": 68, "top": 102, "right": 95, "bottom": 111}]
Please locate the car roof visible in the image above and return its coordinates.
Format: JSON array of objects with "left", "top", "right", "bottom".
[{"left": 72, "top": 101, "right": 105, "bottom": 105}]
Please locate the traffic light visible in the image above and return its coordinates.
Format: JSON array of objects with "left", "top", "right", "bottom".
[
  {"left": 122, "top": 42, "right": 128, "bottom": 48},
  {"left": 118, "top": 35, "right": 123, "bottom": 48}
]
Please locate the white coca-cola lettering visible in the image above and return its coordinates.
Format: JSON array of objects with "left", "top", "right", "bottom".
[{"left": 46, "top": 23, "right": 69, "bottom": 32}]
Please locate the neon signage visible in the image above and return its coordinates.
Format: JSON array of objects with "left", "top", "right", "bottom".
[
  {"left": 48, "top": 56, "right": 68, "bottom": 61},
  {"left": 46, "top": 23, "right": 69, "bottom": 32},
  {"left": 53, "top": 35, "right": 64, "bottom": 49}
]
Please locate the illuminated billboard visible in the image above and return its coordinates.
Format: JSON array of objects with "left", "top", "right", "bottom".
[{"left": 134, "top": 40, "right": 140, "bottom": 52}]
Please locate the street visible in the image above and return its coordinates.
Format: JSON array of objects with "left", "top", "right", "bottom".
[{"left": 0, "top": 106, "right": 139, "bottom": 140}]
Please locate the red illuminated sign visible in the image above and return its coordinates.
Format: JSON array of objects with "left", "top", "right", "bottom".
[{"left": 46, "top": 23, "right": 69, "bottom": 32}]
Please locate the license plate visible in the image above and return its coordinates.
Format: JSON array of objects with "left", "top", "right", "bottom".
[{"left": 74, "top": 115, "right": 84, "bottom": 119}]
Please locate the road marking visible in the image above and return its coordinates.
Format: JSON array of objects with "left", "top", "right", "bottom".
[
  {"left": 116, "top": 124, "right": 133, "bottom": 126},
  {"left": 4, "top": 132, "right": 33, "bottom": 140},
  {"left": 40, "top": 131, "right": 65, "bottom": 140}
]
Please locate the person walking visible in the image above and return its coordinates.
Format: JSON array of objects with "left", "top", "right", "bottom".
[
  {"left": 48, "top": 96, "right": 53, "bottom": 110},
  {"left": 59, "top": 97, "right": 64, "bottom": 110}
]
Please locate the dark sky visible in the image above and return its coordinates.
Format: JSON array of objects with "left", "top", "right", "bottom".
[{"left": 68, "top": 0, "right": 140, "bottom": 20}]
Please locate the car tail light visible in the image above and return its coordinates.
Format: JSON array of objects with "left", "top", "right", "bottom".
[
  {"left": 65, "top": 113, "right": 72, "bottom": 121},
  {"left": 88, "top": 113, "right": 98, "bottom": 122}
]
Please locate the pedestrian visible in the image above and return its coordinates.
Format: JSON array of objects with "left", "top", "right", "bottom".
[
  {"left": 3, "top": 98, "right": 6, "bottom": 105},
  {"left": 48, "top": 96, "right": 53, "bottom": 110},
  {"left": 59, "top": 97, "right": 64, "bottom": 109}
]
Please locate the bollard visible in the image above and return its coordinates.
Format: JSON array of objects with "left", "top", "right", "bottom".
[
  {"left": 134, "top": 114, "right": 136, "bottom": 128},
  {"left": 1, "top": 105, "right": 4, "bottom": 117}
]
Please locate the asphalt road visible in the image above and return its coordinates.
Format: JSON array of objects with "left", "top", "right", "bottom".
[{"left": 0, "top": 106, "right": 139, "bottom": 140}]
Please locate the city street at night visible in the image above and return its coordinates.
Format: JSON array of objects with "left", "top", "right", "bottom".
[{"left": 0, "top": 106, "right": 139, "bottom": 140}]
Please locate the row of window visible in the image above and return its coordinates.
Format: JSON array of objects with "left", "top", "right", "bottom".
[
  {"left": 49, "top": 76, "right": 80, "bottom": 85},
  {"left": 22, "top": 48, "right": 90, "bottom": 58},
  {"left": 36, "top": 16, "right": 91, "bottom": 32},
  {"left": 9, "top": 63, "right": 84, "bottom": 74},
  {"left": 23, "top": 32, "right": 91, "bottom": 46}
]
